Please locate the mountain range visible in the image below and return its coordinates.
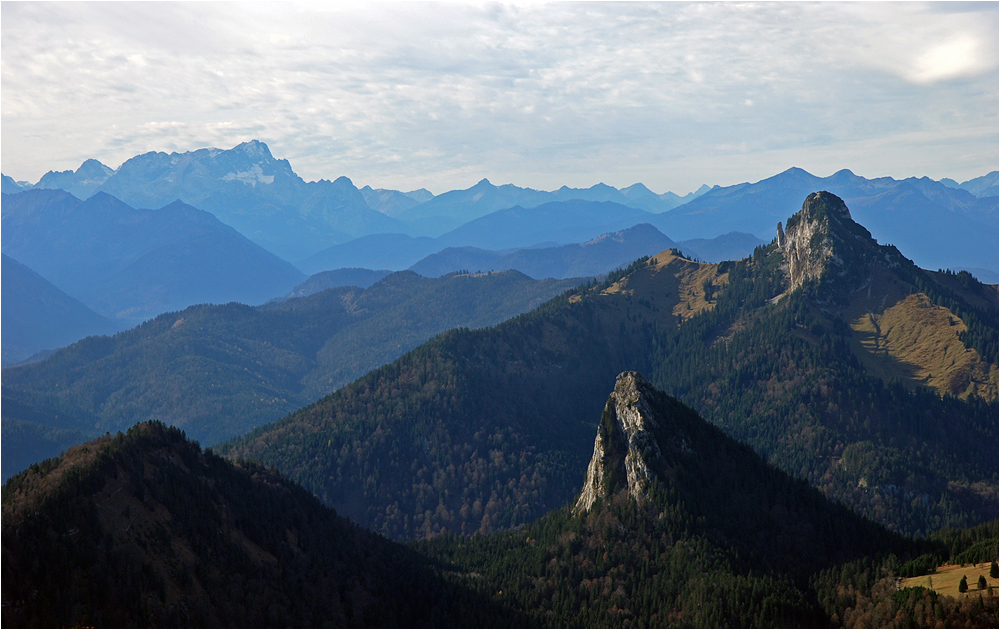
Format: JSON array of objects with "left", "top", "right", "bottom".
[
  {"left": 409, "top": 223, "right": 680, "bottom": 279},
  {"left": 2, "top": 177, "right": 997, "bottom": 628},
  {"left": 5, "top": 142, "right": 405, "bottom": 261},
  {"left": 390, "top": 178, "right": 709, "bottom": 236},
  {"left": 5, "top": 192, "right": 995, "bottom": 535},
  {"left": 1, "top": 253, "right": 122, "bottom": 365},
  {"left": 1, "top": 189, "right": 304, "bottom": 324},
  {"left": 0, "top": 269, "right": 581, "bottom": 479},
  {"left": 5, "top": 141, "right": 995, "bottom": 280},
  {"left": 222, "top": 193, "right": 997, "bottom": 541},
  {"left": 1, "top": 142, "right": 709, "bottom": 261},
  {"left": 655, "top": 167, "right": 998, "bottom": 273},
  {"left": 299, "top": 210, "right": 764, "bottom": 275}
]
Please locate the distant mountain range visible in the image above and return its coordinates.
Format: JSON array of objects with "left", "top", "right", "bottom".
[
  {"left": 409, "top": 224, "right": 764, "bottom": 279},
  {"left": 359, "top": 185, "right": 434, "bottom": 217},
  {"left": 390, "top": 178, "right": 709, "bottom": 236},
  {"left": 2, "top": 189, "right": 304, "bottom": 324},
  {"left": 3, "top": 142, "right": 405, "bottom": 261},
  {"left": 1, "top": 142, "right": 709, "bottom": 259},
  {"left": 940, "top": 171, "right": 1000, "bottom": 198},
  {"left": 1, "top": 253, "right": 123, "bottom": 365},
  {"left": 411, "top": 223, "right": 678, "bottom": 279},
  {"left": 300, "top": 204, "right": 765, "bottom": 275},
  {"left": 5, "top": 141, "right": 995, "bottom": 276},
  {"left": 655, "top": 167, "right": 999, "bottom": 273}
]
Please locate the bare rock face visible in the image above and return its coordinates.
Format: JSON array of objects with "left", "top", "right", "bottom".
[
  {"left": 574, "top": 371, "right": 665, "bottom": 513},
  {"left": 777, "top": 191, "right": 846, "bottom": 292},
  {"left": 777, "top": 191, "right": 905, "bottom": 295}
]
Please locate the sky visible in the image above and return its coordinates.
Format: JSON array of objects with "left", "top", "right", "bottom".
[{"left": 2, "top": 1, "right": 997, "bottom": 195}]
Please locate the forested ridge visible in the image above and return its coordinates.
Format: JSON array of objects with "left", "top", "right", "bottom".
[
  {"left": 224, "top": 285, "right": 658, "bottom": 538},
  {"left": 1, "top": 269, "right": 580, "bottom": 479},
  {"left": 647, "top": 243, "right": 997, "bottom": 534},
  {"left": 5, "top": 392, "right": 995, "bottom": 627},
  {"left": 225, "top": 194, "right": 997, "bottom": 540},
  {"left": 416, "top": 376, "right": 996, "bottom": 628},
  {"left": 1, "top": 421, "right": 510, "bottom": 628}
]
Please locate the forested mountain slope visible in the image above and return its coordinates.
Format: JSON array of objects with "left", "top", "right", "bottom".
[
  {"left": 0, "top": 422, "right": 504, "bottom": 628},
  {"left": 225, "top": 193, "right": 997, "bottom": 539},
  {"left": 1, "top": 270, "right": 580, "bottom": 480},
  {"left": 3, "top": 388, "right": 995, "bottom": 627},
  {"left": 420, "top": 373, "right": 996, "bottom": 628}
]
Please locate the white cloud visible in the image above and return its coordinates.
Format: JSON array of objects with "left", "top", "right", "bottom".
[{"left": 1, "top": 1, "right": 996, "bottom": 193}]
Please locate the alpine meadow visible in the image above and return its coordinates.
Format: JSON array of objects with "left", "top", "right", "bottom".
[{"left": 1, "top": 2, "right": 997, "bottom": 628}]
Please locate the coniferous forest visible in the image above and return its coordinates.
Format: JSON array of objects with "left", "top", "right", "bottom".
[{"left": 5, "top": 3, "right": 1000, "bottom": 625}]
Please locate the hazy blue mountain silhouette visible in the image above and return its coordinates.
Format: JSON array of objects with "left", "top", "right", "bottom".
[
  {"left": 437, "top": 199, "right": 655, "bottom": 250},
  {"left": 940, "top": 171, "right": 999, "bottom": 198},
  {"left": 283, "top": 268, "right": 394, "bottom": 299},
  {"left": 410, "top": 224, "right": 677, "bottom": 278},
  {"left": 92, "top": 140, "right": 404, "bottom": 260},
  {"left": 34, "top": 158, "right": 115, "bottom": 199},
  {"left": 297, "top": 233, "right": 441, "bottom": 275},
  {"left": 394, "top": 178, "right": 555, "bottom": 236},
  {"left": 1, "top": 254, "right": 122, "bottom": 365},
  {"left": 1, "top": 174, "right": 26, "bottom": 194},
  {"left": 360, "top": 186, "right": 427, "bottom": 217},
  {"left": 2, "top": 189, "right": 304, "bottom": 323},
  {"left": 653, "top": 167, "right": 998, "bottom": 272}
]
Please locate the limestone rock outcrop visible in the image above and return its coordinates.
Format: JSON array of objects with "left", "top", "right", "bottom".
[
  {"left": 776, "top": 191, "right": 905, "bottom": 293},
  {"left": 575, "top": 372, "right": 669, "bottom": 513}
]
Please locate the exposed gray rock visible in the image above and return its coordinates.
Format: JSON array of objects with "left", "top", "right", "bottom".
[
  {"left": 779, "top": 192, "right": 839, "bottom": 291},
  {"left": 778, "top": 191, "right": 910, "bottom": 294},
  {"left": 574, "top": 371, "right": 666, "bottom": 513}
]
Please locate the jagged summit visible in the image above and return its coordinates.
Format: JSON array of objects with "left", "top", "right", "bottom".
[
  {"left": 776, "top": 191, "right": 902, "bottom": 292},
  {"left": 575, "top": 371, "right": 678, "bottom": 513}
]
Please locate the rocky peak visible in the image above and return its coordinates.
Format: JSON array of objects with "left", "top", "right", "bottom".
[
  {"left": 776, "top": 191, "right": 886, "bottom": 292},
  {"left": 234, "top": 139, "right": 274, "bottom": 161},
  {"left": 574, "top": 371, "right": 667, "bottom": 513},
  {"left": 76, "top": 159, "right": 115, "bottom": 180}
]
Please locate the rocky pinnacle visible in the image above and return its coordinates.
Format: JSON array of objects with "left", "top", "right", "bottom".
[{"left": 574, "top": 371, "right": 665, "bottom": 513}]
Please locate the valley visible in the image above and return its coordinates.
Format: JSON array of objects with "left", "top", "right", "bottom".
[
  {"left": 2, "top": 144, "right": 997, "bottom": 629},
  {"left": 5, "top": 3, "right": 998, "bottom": 625}
]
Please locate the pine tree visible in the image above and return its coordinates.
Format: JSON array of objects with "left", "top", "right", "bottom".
[
  {"left": 959, "top": 575, "right": 968, "bottom": 593},
  {"left": 991, "top": 560, "right": 998, "bottom": 579}
]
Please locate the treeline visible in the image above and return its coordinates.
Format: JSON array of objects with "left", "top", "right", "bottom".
[
  {"left": 1, "top": 269, "right": 581, "bottom": 458},
  {"left": 913, "top": 268, "right": 998, "bottom": 361},
  {"left": 812, "top": 555, "right": 997, "bottom": 628}
]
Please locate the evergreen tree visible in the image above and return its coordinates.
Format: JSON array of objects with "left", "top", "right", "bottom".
[{"left": 959, "top": 575, "right": 968, "bottom": 593}]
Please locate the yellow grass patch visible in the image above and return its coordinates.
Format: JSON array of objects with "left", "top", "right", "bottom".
[
  {"left": 597, "top": 249, "right": 728, "bottom": 325},
  {"left": 845, "top": 269, "right": 998, "bottom": 400},
  {"left": 901, "top": 562, "right": 999, "bottom": 599}
]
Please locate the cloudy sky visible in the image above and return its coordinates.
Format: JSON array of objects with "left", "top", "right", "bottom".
[{"left": 2, "top": 1, "right": 997, "bottom": 194}]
